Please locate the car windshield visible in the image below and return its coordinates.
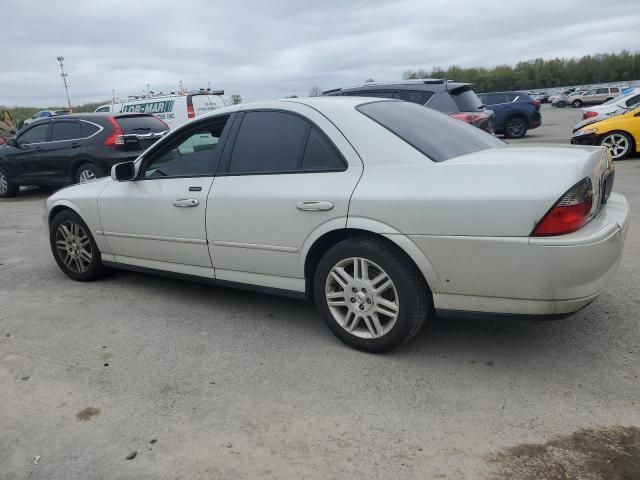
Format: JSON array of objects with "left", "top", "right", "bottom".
[
  {"left": 357, "top": 100, "right": 504, "bottom": 162},
  {"left": 449, "top": 85, "right": 484, "bottom": 111}
]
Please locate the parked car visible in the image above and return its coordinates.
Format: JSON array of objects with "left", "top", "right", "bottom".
[
  {"left": 321, "top": 80, "right": 494, "bottom": 133},
  {"left": 477, "top": 92, "right": 541, "bottom": 138},
  {"left": 0, "top": 113, "right": 168, "bottom": 197},
  {"left": 21, "top": 109, "right": 70, "bottom": 129},
  {"left": 571, "top": 105, "right": 640, "bottom": 159},
  {"left": 43, "top": 98, "right": 628, "bottom": 352},
  {"left": 95, "top": 89, "right": 226, "bottom": 129},
  {"left": 581, "top": 88, "right": 640, "bottom": 120},
  {"left": 574, "top": 105, "right": 635, "bottom": 133},
  {"left": 568, "top": 86, "right": 621, "bottom": 108}
]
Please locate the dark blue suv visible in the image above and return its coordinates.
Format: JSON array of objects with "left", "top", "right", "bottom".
[{"left": 477, "top": 92, "right": 541, "bottom": 138}]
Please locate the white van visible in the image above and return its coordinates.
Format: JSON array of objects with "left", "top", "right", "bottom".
[{"left": 95, "top": 90, "right": 226, "bottom": 129}]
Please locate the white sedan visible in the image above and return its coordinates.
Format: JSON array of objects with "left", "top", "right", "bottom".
[{"left": 44, "top": 97, "right": 629, "bottom": 352}]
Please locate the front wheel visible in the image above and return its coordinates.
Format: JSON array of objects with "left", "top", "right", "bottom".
[
  {"left": 50, "top": 210, "right": 104, "bottom": 281},
  {"left": 600, "top": 132, "right": 633, "bottom": 160},
  {"left": 504, "top": 117, "right": 528, "bottom": 139},
  {"left": 556, "top": 101, "right": 566, "bottom": 108},
  {"left": 0, "top": 165, "right": 18, "bottom": 198},
  {"left": 313, "top": 237, "right": 430, "bottom": 353}
]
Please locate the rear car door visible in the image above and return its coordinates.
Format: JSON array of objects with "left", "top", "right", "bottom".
[
  {"left": 207, "top": 105, "right": 363, "bottom": 292},
  {"left": 484, "top": 93, "right": 509, "bottom": 129},
  {"left": 98, "top": 114, "right": 233, "bottom": 274},
  {"left": 46, "top": 119, "right": 84, "bottom": 181},
  {"left": 9, "top": 122, "right": 51, "bottom": 182}
]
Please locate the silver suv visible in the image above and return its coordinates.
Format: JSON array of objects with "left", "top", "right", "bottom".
[{"left": 568, "top": 87, "right": 621, "bottom": 108}]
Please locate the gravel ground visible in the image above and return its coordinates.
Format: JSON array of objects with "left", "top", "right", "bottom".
[{"left": 0, "top": 105, "right": 638, "bottom": 479}]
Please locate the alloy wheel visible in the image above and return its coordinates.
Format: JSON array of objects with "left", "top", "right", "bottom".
[
  {"left": 0, "top": 171, "right": 7, "bottom": 194},
  {"left": 55, "top": 221, "right": 93, "bottom": 273},
  {"left": 78, "top": 169, "right": 97, "bottom": 183},
  {"left": 324, "top": 257, "right": 399, "bottom": 339},
  {"left": 601, "top": 134, "right": 630, "bottom": 159},
  {"left": 507, "top": 119, "right": 526, "bottom": 138}
]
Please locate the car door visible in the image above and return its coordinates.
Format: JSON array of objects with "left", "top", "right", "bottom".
[
  {"left": 484, "top": 94, "right": 509, "bottom": 129},
  {"left": 45, "top": 119, "right": 85, "bottom": 181},
  {"left": 9, "top": 122, "right": 52, "bottom": 182},
  {"left": 207, "top": 105, "right": 363, "bottom": 292},
  {"left": 98, "top": 114, "right": 234, "bottom": 275}
]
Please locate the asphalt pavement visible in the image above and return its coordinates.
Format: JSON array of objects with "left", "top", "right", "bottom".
[{"left": 1, "top": 105, "right": 638, "bottom": 479}]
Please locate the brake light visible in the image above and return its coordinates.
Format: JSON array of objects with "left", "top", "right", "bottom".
[
  {"left": 450, "top": 112, "right": 489, "bottom": 126},
  {"left": 187, "top": 104, "right": 195, "bottom": 118},
  {"left": 532, "top": 178, "right": 593, "bottom": 236},
  {"left": 104, "top": 116, "right": 124, "bottom": 146},
  {"left": 583, "top": 111, "right": 598, "bottom": 120},
  {"left": 529, "top": 100, "right": 541, "bottom": 109}
]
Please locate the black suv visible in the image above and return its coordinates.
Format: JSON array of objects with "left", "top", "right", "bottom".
[
  {"left": 322, "top": 80, "right": 494, "bottom": 133},
  {"left": 0, "top": 113, "right": 168, "bottom": 197}
]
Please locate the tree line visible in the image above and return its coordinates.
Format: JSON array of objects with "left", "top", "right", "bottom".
[{"left": 403, "top": 50, "right": 640, "bottom": 92}]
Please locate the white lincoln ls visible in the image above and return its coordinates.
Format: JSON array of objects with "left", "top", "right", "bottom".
[{"left": 44, "top": 97, "right": 629, "bottom": 352}]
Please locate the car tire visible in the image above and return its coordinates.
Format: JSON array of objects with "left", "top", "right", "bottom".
[
  {"left": 599, "top": 131, "right": 634, "bottom": 160},
  {"left": 572, "top": 99, "right": 583, "bottom": 108},
  {"left": 75, "top": 163, "right": 101, "bottom": 184},
  {"left": 503, "top": 117, "right": 528, "bottom": 139},
  {"left": 50, "top": 209, "right": 104, "bottom": 281},
  {"left": 556, "top": 101, "right": 565, "bottom": 108},
  {"left": 313, "top": 236, "right": 430, "bottom": 353},
  {"left": 0, "top": 165, "right": 18, "bottom": 198}
]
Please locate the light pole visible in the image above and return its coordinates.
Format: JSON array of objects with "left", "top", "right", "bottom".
[{"left": 56, "top": 56, "right": 72, "bottom": 112}]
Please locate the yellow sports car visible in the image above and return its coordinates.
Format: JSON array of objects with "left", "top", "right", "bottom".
[{"left": 571, "top": 105, "right": 640, "bottom": 159}]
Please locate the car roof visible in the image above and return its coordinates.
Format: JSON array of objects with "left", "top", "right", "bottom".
[{"left": 322, "top": 79, "right": 472, "bottom": 95}]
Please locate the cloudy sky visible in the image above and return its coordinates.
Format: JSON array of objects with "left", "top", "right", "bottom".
[{"left": 2, "top": 0, "right": 639, "bottom": 107}]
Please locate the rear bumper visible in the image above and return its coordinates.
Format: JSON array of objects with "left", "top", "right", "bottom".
[
  {"left": 411, "top": 193, "right": 629, "bottom": 316},
  {"left": 530, "top": 112, "right": 542, "bottom": 129}
]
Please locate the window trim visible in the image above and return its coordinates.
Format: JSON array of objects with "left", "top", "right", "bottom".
[
  {"left": 48, "top": 119, "right": 83, "bottom": 143},
  {"left": 217, "top": 109, "right": 348, "bottom": 177},
  {"left": 135, "top": 113, "right": 236, "bottom": 181},
  {"left": 16, "top": 121, "right": 52, "bottom": 145}
]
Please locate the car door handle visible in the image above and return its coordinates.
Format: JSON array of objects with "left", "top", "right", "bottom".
[
  {"left": 173, "top": 198, "right": 199, "bottom": 207},
  {"left": 296, "top": 201, "right": 334, "bottom": 211}
]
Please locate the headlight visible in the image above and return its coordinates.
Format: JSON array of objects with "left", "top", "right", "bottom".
[{"left": 572, "top": 128, "right": 597, "bottom": 137}]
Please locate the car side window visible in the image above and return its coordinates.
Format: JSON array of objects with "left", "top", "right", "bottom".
[
  {"left": 18, "top": 123, "right": 49, "bottom": 144},
  {"left": 141, "top": 115, "right": 229, "bottom": 178},
  {"left": 596, "top": 88, "right": 608, "bottom": 94},
  {"left": 301, "top": 127, "right": 346, "bottom": 171},
  {"left": 227, "top": 111, "right": 308, "bottom": 174},
  {"left": 51, "top": 121, "right": 81, "bottom": 141},
  {"left": 486, "top": 94, "right": 507, "bottom": 105},
  {"left": 625, "top": 94, "right": 640, "bottom": 107}
]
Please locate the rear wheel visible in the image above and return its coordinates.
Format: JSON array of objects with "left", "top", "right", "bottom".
[
  {"left": 0, "top": 165, "right": 18, "bottom": 198},
  {"left": 600, "top": 132, "right": 633, "bottom": 160},
  {"left": 76, "top": 163, "right": 101, "bottom": 184},
  {"left": 504, "top": 117, "right": 528, "bottom": 139},
  {"left": 572, "top": 99, "right": 583, "bottom": 108},
  {"left": 313, "top": 236, "right": 430, "bottom": 353},
  {"left": 50, "top": 210, "right": 104, "bottom": 281}
]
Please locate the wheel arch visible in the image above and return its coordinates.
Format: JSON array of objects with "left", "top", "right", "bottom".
[
  {"left": 47, "top": 200, "right": 85, "bottom": 227},
  {"left": 505, "top": 112, "right": 530, "bottom": 127},
  {"left": 69, "top": 157, "right": 102, "bottom": 180},
  {"left": 302, "top": 219, "right": 441, "bottom": 299}
]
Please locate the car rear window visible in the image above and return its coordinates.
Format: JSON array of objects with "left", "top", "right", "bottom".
[
  {"left": 115, "top": 115, "right": 168, "bottom": 134},
  {"left": 449, "top": 85, "right": 484, "bottom": 111},
  {"left": 357, "top": 100, "right": 504, "bottom": 162}
]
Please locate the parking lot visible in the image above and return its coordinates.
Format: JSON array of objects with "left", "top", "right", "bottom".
[{"left": 1, "top": 104, "right": 638, "bottom": 479}]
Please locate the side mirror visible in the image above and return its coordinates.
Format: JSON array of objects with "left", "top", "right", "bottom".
[{"left": 111, "top": 161, "right": 136, "bottom": 181}]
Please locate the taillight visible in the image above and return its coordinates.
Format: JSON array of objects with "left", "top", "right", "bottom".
[
  {"left": 187, "top": 105, "right": 195, "bottom": 118},
  {"left": 532, "top": 178, "right": 593, "bottom": 236},
  {"left": 104, "top": 116, "right": 124, "bottom": 146},
  {"left": 450, "top": 112, "right": 489, "bottom": 126},
  {"left": 529, "top": 100, "right": 541, "bottom": 109},
  {"left": 583, "top": 111, "right": 598, "bottom": 120}
]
